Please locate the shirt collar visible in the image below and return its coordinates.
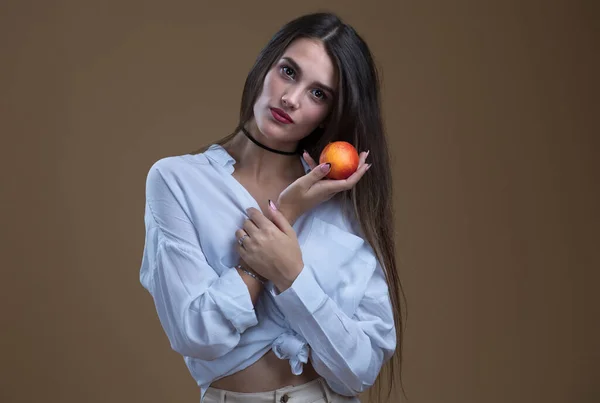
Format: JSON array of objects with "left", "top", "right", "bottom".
[{"left": 204, "top": 144, "right": 236, "bottom": 172}]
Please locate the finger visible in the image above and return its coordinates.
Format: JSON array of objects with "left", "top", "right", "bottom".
[
  {"left": 246, "top": 207, "right": 273, "bottom": 230},
  {"left": 295, "top": 162, "right": 332, "bottom": 189},
  {"left": 302, "top": 150, "right": 318, "bottom": 170},
  {"left": 235, "top": 228, "right": 250, "bottom": 241},
  {"left": 235, "top": 228, "right": 252, "bottom": 249},
  {"left": 267, "top": 199, "right": 296, "bottom": 238},
  {"left": 357, "top": 150, "right": 370, "bottom": 169},
  {"left": 235, "top": 241, "right": 248, "bottom": 260},
  {"left": 318, "top": 161, "right": 370, "bottom": 194},
  {"left": 242, "top": 217, "right": 259, "bottom": 236}
]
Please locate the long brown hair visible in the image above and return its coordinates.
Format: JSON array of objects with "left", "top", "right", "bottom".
[{"left": 193, "top": 12, "right": 406, "bottom": 402}]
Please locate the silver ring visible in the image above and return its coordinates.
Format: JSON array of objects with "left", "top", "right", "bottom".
[{"left": 238, "top": 234, "right": 249, "bottom": 247}]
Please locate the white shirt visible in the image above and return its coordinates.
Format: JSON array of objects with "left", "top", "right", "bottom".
[{"left": 139, "top": 144, "right": 396, "bottom": 402}]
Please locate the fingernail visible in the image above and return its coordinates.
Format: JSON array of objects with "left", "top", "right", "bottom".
[
  {"left": 303, "top": 149, "right": 309, "bottom": 155},
  {"left": 321, "top": 163, "right": 331, "bottom": 173},
  {"left": 268, "top": 199, "right": 277, "bottom": 211},
  {"left": 366, "top": 150, "right": 370, "bottom": 157},
  {"left": 366, "top": 163, "right": 372, "bottom": 170}
]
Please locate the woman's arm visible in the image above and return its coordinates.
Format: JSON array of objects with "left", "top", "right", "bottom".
[
  {"left": 141, "top": 159, "right": 261, "bottom": 360},
  {"left": 269, "top": 263, "right": 395, "bottom": 395},
  {"left": 266, "top": 218, "right": 396, "bottom": 396},
  {"left": 235, "top": 263, "right": 264, "bottom": 306}
]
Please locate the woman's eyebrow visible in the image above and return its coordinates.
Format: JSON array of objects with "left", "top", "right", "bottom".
[{"left": 281, "top": 56, "right": 336, "bottom": 95}]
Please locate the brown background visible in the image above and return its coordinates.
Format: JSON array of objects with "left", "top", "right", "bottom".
[{"left": 1, "top": 1, "right": 597, "bottom": 402}]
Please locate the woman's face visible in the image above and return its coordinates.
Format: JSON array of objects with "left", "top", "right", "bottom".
[{"left": 252, "top": 38, "right": 338, "bottom": 146}]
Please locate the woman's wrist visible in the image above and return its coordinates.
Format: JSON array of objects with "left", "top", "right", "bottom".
[
  {"left": 272, "top": 260, "right": 304, "bottom": 293},
  {"left": 235, "top": 264, "right": 266, "bottom": 285}
]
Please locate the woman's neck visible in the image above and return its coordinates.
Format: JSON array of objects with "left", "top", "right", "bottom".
[{"left": 223, "top": 127, "right": 305, "bottom": 184}]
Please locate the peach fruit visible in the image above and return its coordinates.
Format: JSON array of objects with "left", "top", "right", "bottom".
[{"left": 318, "top": 141, "right": 360, "bottom": 180}]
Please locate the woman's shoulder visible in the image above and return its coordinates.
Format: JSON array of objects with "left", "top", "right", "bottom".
[
  {"left": 145, "top": 149, "right": 215, "bottom": 183},
  {"left": 144, "top": 146, "right": 233, "bottom": 209},
  {"left": 149, "top": 150, "right": 209, "bottom": 170}
]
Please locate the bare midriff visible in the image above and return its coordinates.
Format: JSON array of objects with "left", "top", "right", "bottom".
[{"left": 210, "top": 350, "right": 320, "bottom": 392}]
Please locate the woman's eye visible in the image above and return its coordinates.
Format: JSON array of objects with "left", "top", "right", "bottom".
[
  {"left": 281, "top": 66, "right": 295, "bottom": 78},
  {"left": 312, "top": 89, "right": 326, "bottom": 100}
]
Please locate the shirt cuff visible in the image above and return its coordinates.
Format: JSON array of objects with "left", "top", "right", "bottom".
[
  {"left": 269, "top": 265, "right": 328, "bottom": 318},
  {"left": 209, "top": 267, "right": 258, "bottom": 333}
]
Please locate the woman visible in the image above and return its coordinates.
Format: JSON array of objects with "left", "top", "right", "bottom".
[{"left": 140, "top": 12, "right": 404, "bottom": 403}]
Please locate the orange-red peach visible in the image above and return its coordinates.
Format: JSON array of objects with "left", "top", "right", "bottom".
[{"left": 318, "top": 141, "right": 360, "bottom": 180}]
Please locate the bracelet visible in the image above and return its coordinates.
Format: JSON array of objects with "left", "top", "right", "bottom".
[{"left": 235, "top": 264, "right": 265, "bottom": 285}]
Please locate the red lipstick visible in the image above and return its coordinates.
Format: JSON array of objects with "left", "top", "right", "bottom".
[{"left": 270, "top": 108, "right": 294, "bottom": 124}]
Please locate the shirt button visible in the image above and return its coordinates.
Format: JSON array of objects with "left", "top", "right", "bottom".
[{"left": 280, "top": 394, "right": 289, "bottom": 403}]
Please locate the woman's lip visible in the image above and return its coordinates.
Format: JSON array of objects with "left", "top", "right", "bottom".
[{"left": 270, "top": 108, "right": 294, "bottom": 124}]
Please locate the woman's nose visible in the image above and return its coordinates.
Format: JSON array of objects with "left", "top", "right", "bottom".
[{"left": 281, "top": 88, "right": 301, "bottom": 109}]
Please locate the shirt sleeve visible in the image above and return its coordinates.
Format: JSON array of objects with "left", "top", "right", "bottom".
[
  {"left": 268, "top": 218, "right": 396, "bottom": 396},
  {"left": 140, "top": 159, "right": 258, "bottom": 361}
]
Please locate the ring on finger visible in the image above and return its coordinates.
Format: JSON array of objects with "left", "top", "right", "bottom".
[{"left": 238, "top": 233, "right": 250, "bottom": 247}]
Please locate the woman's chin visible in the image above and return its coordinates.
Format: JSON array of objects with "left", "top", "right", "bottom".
[
  {"left": 256, "top": 117, "right": 305, "bottom": 144},
  {"left": 259, "top": 120, "right": 289, "bottom": 139}
]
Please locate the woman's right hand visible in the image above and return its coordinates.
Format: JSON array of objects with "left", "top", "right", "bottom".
[{"left": 274, "top": 150, "right": 371, "bottom": 225}]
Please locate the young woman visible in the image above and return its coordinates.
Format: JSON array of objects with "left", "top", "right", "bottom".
[{"left": 140, "top": 12, "right": 404, "bottom": 403}]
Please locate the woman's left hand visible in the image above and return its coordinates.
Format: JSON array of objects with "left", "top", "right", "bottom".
[
  {"left": 235, "top": 201, "right": 304, "bottom": 292},
  {"left": 275, "top": 149, "right": 370, "bottom": 226}
]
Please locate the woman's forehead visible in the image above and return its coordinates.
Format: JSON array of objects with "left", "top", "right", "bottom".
[{"left": 281, "top": 38, "right": 338, "bottom": 90}]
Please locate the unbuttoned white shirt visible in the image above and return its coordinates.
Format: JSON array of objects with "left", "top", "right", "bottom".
[{"left": 139, "top": 144, "right": 395, "bottom": 402}]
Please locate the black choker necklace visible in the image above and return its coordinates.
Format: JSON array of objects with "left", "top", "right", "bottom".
[{"left": 241, "top": 127, "right": 299, "bottom": 156}]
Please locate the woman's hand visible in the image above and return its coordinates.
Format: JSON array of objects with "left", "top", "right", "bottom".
[
  {"left": 276, "top": 150, "right": 371, "bottom": 225},
  {"left": 235, "top": 202, "right": 304, "bottom": 292}
]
